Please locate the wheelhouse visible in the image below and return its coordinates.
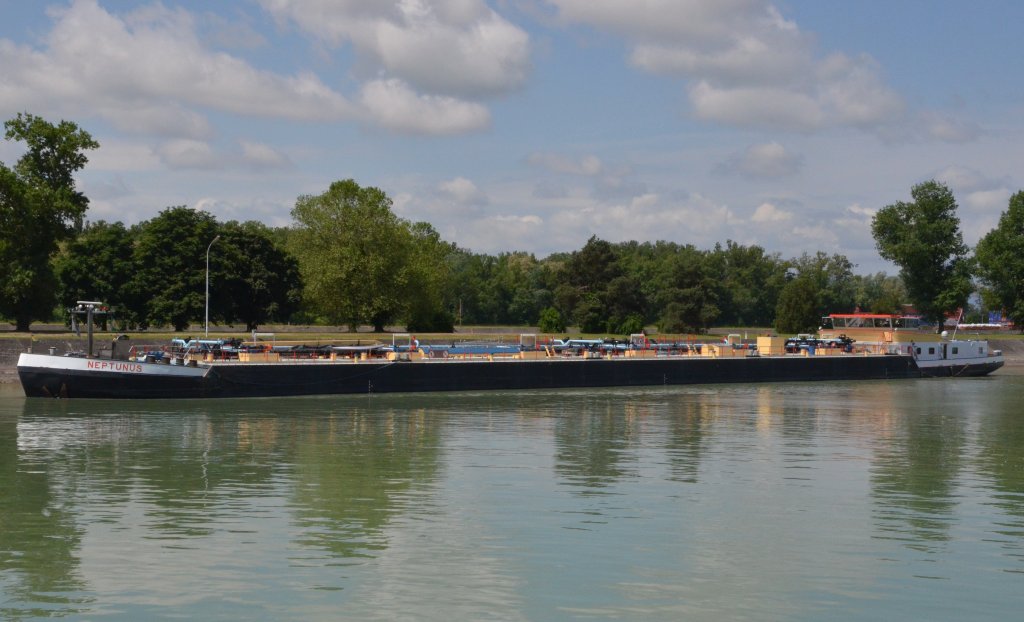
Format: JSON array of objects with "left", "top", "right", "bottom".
[{"left": 820, "top": 314, "right": 926, "bottom": 331}]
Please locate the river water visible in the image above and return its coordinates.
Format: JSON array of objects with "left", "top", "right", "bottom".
[{"left": 1, "top": 375, "right": 1023, "bottom": 621}]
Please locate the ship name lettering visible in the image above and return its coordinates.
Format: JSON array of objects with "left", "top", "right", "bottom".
[{"left": 86, "top": 360, "right": 143, "bottom": 373}]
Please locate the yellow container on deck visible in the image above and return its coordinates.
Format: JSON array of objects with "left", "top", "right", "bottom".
[{"left": 757, "top": 336, "right": 786, "bottom": 356}]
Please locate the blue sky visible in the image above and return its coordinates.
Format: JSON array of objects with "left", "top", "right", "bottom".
[{"left": 2, "top": 0, "right": 1022, "bottom": 273}]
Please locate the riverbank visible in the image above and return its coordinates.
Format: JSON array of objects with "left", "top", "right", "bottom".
[{"left": 3, "top": 332, "right": 1022, "bottom": 385}]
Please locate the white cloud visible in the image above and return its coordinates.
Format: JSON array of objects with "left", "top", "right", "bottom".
[
  {"left": 87, "top": 141, "right": 161, "bottom": 171},
  {"left": 438, "top": 177, "right": 488, "bottom": 206},
  {"left": 0, "top": 0, "right": 358, "bottom": 135},
  {"left": 358, "top": 79, "right": 490, "bottom": 135},
  {"left": 816, "top": 53, "right": 904, "bottom": 127},
  {"left": 845, "top": 203, "right": 876, "bottom": 219},
  {"left": 965, "top": 189, "right": 1011, "bottom": 212},
  {"left": 935, "top": 165, "right": 990, "bottom": 191},
  {"left": 527, "top": 152, "right": 603, "bottom": 176},
  {"left": 445, "top": 213, "right": 545, "bottom": 252},
  {"left": 923, "top": 113, "right": 982, "bottom": 143},
  {"left": 933, "top": 166, "right": 1013, "bottom": 208},
  {"left": 239, "top": 141, "right": 291, "bottom": 170},
  {"left": 157, "top": 139, "right": 219, "bottom": 170},
  {"left": 0, "top": 0, "right": 510, "bottom": 139},
  {"left": 259, "top": 0, "right": 531, "bottom": 98},
  {"left": 751, "top": 202, "right": 793, "bottom": 222},
  {"left": 192, "top": 196, "right": 293, "bottom": 226},
  {"left": 543, "top": 191, "right": 742, "bottom": 246},
  {"left": 718, "top": 142, "right": 802, "bottom": 178},
  {"left": 547, "top": 0, "right": 906, "bottom": 134},
  {"left": 689, "top": 81, "right": 825, "bottom": 131},
  {"left": 792, "top": 224, "right": 839, "bottom": 248}
]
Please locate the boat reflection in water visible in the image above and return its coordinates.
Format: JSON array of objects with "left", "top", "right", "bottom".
[{"left": 3, "top": 376, "right": 1024, "bottom": 619}]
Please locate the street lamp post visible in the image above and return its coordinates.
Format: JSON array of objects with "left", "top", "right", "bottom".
[{"left": 205, "top": 235, "right": 220, "bottom": 337}]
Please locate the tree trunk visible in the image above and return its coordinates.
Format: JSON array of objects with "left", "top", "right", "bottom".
[{"left": 15, "top": 309, "right": 31, "bottom": 332}]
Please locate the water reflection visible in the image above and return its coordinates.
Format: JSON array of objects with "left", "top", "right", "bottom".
[
  {"left": 553, "top": 398, "right": 641, "bottom": 490},
  {"left": 3, "top": 397, "right": 447, "bottom": 617},
  {"left": 1, "top": 379, "right": 1023, "bottom": 619},
  {"left": 868, "top": 383, "right": 968, "bottom": 554},
  {"left": 288, "top": 407, "right": 442, "bottom": 561},
  {"left": 974, "top": 377, "right": 1024, "bottom": 568},
  {"left": 663, "top": 400, "right": 712, "bottom": 483},
  {"left": 0, "top": 409, "right": 89, "bottom": 619}
]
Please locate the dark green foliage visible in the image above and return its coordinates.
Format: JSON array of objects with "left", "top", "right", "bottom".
[
  {"left": 975, "top": 191, "right": 1024, "bottom": 330},
  {"left": 565, "top": 236, "right": 621, "bottom": 291},
  {"left": 215, "top": 221, "right": 303, "bottom": 331},
  {"left": 652, "top": 244, "right": 719, "bottom": 333},
  {"left": 707, "top": 241, "right": 789, "bottom": 326},
  {"left": 852, "top": 272, "right": 906, "bottom": 314},
  {"left": 290, "top": 179, "right": 412, "bottom": 331},
  {"left": 448, "top": 250, "right": 552, "bottom": 326},
  {"left": 3, "top": 110, "right": 951, "bottom": 338},
  {"left": 775, "top": 276, "right": 821, "bottom": 334},
  {"left": 289, "top": 180, "right": 457, "bottom": 332},
  {"left": 130, "top": 206, "right": 220, "bottom": 331},
  {"left": 557, "top": 236, "right": 649, "bottom": 334},
  {"left": 54, "top": 221, "right": 137, "bottom": 328},
  {"left": 574, "top": 293, "right": 606, "bottom": 334},
  {"left": 615, "top": 313, "right": 645, "bottom": 336},
  {"left": 872, "top": 181, "right": 973, "bottom": 331},
  {"left": 538, "top": 307, "right": 565, "bottom": 333},
  {"left": 787, "top": 252, "right": 857, "bottom": 316},
  {"left": 405, "top": 222, "right": 457, "bottom": 332},
  {"left": 0, "top": 113, "right": 98, "bottom": 330},
  {"left": 406, "top": 309, "right": 455, "bottom": 332},
  {"left": 52, "top": 214, "right": 302, "bottom": 332}
]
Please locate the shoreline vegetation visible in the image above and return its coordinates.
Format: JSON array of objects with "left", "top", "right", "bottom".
[{"left": 4, "top": 114, "right": 1024, "bottom": 356}]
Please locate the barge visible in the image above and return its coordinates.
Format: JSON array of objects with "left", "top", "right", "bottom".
[{"left": 17, "top": 309, "right": 1003, "bottom": 399}]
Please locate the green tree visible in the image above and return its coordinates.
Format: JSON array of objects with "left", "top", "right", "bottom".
[
  {"left": 790, "top": 252, "right": 857, "bottom": 314},
  {"left": 872, "top": 181, "right": 973, "bottom": 331},
  {"left": 131, "top": 206, "right": 219, "bottom": 330},
  {"left": 975, "top": 190, "right": 1024, "bottom": 330},
  {"left": 574, "top": 293, "right": 606, "bottom": 334},
  {"left": 0, "top": 113, "right": 98, "bottom": 330},
  {"left": 448, "top": 250, "right": 493, "bottom": 325},
  {"left": 215, "top": 221, "right": 303, "bottom": 331},
  {"left": 653, "top": 245, "right": 718, "bottom": 333},
  {"left": 774, "top": 276, "right": 821, "bottom": 334},
  {"left": 405, "top": 222, "right": 456, "bottom": 332},
  {"left": 290, "top": 179, "right": 411, "bottom": 332},
  {"left": 852, "top": 272, "right": 906, "bottom": 314},
  {"left": 565, "top": 236, "right": 621, "bottom": 292},
  {"left": 53, "top": 221, "right": 137, "bottom": 328},
  {"left": 538, "top": 307, "right": 565, "bottom": 333},
  {"left": 707, "top": 241, "right": 788, "bottom": 326}
]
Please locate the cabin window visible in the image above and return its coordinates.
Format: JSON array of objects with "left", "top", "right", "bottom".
[
  {"left": 952, "top": 347, "right": 958, "bottom": 355},
  {"left": 916, "top": 347, "right": 922, "bottom": 355},
  {"left": 928, "top": 347, "right": 935, "bottom": 355},
  {"left": 979, "top": 347, "right": 984, "bottom": 354}
]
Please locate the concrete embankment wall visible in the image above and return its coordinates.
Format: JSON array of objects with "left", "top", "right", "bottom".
[{"left": 0, "top": 336, "right": 92, "bottom": 384}]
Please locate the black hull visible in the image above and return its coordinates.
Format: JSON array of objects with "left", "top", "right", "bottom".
[
  {"left": 917, "top": 360, "right": 1005, "bottom": 378},
  {"left": 19, "top": 354, "right": 931, "bottom": 399}
]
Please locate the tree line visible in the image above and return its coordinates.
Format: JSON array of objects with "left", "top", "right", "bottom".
[{"left": 3, "top": 114, "right": 1023, "bottom": 334}]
